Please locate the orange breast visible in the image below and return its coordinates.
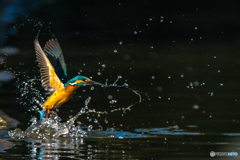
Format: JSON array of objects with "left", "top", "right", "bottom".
[{"left": 43, "top": 85, "right": 79, "bottom": 110}]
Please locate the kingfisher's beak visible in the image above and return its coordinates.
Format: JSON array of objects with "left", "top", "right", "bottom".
[{"left": 86, "top": 80, "right": 106, "bottom": 87}]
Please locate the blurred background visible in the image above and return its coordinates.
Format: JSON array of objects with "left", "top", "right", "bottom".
[{"left": 1, "top": 0, "right": 240, "bottom": 159}]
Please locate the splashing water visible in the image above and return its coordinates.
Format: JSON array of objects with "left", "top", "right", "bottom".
[
  {"left": 9, "top": 96, "right": 109, "bottom": 139},
  {"left": 9, "top": 75, "right": 144, "bottom": 140},
  {"left": 8, "top": 97, "right": 93, "bottom": 139}
]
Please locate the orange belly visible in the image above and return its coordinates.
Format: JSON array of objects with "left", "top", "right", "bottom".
[{"left": 43, "top": 85, "right": 79, "bottom": 110}]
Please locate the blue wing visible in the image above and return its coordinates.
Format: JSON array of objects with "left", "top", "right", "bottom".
[{"left": 43, "top": 39, "right": 68, "bottom": 84}]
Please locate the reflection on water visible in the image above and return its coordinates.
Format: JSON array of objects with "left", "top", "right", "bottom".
[
  {"left": 3, "top": 127, "right": 240, "bottom": 159},
  {"left": 134, "top": 126, "right": 204, "bottom": 136},
  {"left": 26, "top": 139, "right": 85, "bottom": 159}
]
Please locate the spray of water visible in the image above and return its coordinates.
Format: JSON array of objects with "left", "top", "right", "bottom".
[{"left": 9, "top": 76, "right": 145, "bottom": 140}]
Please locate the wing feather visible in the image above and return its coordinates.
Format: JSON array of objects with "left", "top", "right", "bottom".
[
  {"left": 34, "top": 39, "right": 64, "bottom": 92},
  {"left": 44, "top": 39, "right": 67, "bottom": 83}
]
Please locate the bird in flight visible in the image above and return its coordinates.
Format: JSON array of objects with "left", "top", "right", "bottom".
[{"left": 34, "top": 37, "right": 123, "bottom": 120}]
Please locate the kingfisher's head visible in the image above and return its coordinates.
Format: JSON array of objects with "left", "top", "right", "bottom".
[{"left": 65, "top": 76, "right": 105, "bottom": 87}]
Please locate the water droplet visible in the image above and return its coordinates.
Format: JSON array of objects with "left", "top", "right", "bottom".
[
  {"left": 119, "top": 41, "right": 122, "bottom": 45},
  {"left": 150, "top": 46, "right": 153, "bottom": 49},
  {"left": 88, "top": 125, "right": 93, "bottom": 131},
  {"left": 149, "top": 18, "right": 152, "bottom": 21},
  {"left": 168, "top": 97, "right": 171, "bottom": 100},
  {"left": 97, "top": 72, "right": 101, "bottom": 76},
  {"left": 109, "top": 100, "right": 117, "bottom": 104},
  {"left": 134, "top": 31, "right": 137, "bottom": 34},
  {"left": 191, "top": 39, "right": 193, "bottom": 41},
  {"left": 158, "top": 96, "right": 161, "bottom": 99},
  {"left": 160, "top": 16, "right": 164, "bottom": 18},
  {"left": 94, "top": 119, "right": 98, "bottom": 123},
  {"left": 152, "top": 76, "right": 155, "bottom": 79},
  {"left": 160, "top": 19, "right": 163, "bottom": 22},
  {"left": 107, "top": 95, "right": 113, "bottom": 100},
  {"left": 90, "top": 86, "right": 94, "bottom": 90},
  {"left": 200, "top": 37, "right": 202, "bottom": 39},
  {"left": 214, "top": 56, "right": 216, "bottom": 58},
  {"left": 181, "top": 74, "right": 184, "bottom": 78},
  {"left": 168, "top": 76, "right": 171, "bottom": 79},
  {"left": 218, "top": 70, "right": 221, "bottom": 73},
  {"left": 170, "top": 21, "right": 172, "bottom": 23},
  {"left": 105, "top": 118, "right": 108, "bottom": 124},
  {"left": 114, "top": 49, "right": 117, "bottom": 53},
  {"left": 195, "top": 27, "right": 198, "bottom": 30},
  {"left": 220, "top": 83, "right": 223, "bottom": 86},
  {"left": 193, "top": 105, "right": 199, "bottom": 109},
  {"left": 102, "top": 64, "right": 106, "bottom": 68}
]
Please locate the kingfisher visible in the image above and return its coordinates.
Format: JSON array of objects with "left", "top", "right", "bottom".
[{"left": 34, "top": 37, "right": 110, "bottom": 120}]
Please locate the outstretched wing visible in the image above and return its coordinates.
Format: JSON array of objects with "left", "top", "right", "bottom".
[
  {"left": 34, "top": 39, "right": 64, "bottom": 92},
  {"left": 43, "top": 39, "right": 67, "bottom": 84}
]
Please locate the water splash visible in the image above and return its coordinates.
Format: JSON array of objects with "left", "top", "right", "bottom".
[
  {"left": 10, "top": 75, "right": 145, "bottom": 140},
  {"left": 15, "top": 78, "right": 45, "bottom": 113},
  {"left": 8, "top": 97, "right": 94, "bottom": 139}
]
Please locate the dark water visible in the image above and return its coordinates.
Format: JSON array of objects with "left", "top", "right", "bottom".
[{"left": 1, "top": 1, "right": 240, "bottom": 159}]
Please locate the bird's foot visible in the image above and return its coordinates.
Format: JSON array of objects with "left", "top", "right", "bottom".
[
  {"left": 40, "top": 109, "right": 52, "bottom": 121},
  {"left": 45, "top": 109, "right": 52, "bottom": 118}
]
